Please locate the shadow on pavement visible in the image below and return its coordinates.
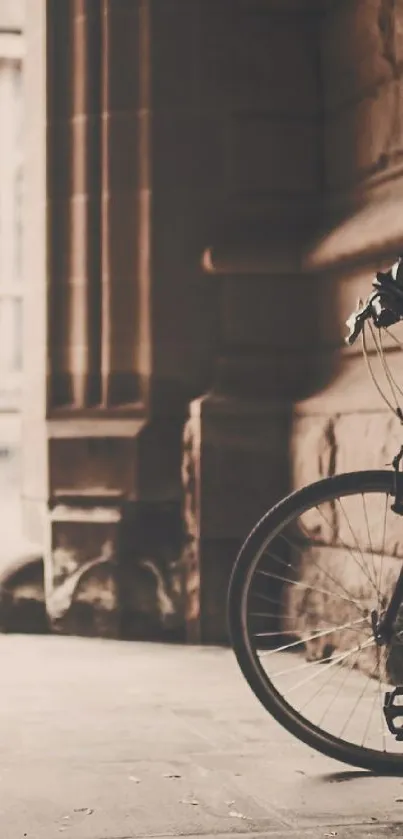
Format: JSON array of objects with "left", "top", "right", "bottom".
[{"left": 319, "top": 769, "right": 403, "bottom": 783}]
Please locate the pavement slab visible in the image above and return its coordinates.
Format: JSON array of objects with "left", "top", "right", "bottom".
[{"left": 2, "top": 636, "right": 403, "bottom": 838}]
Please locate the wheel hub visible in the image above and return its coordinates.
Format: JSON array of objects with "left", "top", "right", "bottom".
[{"left": 371, "top": 608, "right": 390, "bottom": 646}]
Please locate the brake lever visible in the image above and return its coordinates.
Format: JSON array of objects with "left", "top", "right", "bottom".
[{"left": 345, "top": 296, "right": 375, "bottom": 346}]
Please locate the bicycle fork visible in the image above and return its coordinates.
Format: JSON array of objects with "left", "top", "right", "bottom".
[{"left": 376, "top": 451, "right": 403, "bottom": 739}]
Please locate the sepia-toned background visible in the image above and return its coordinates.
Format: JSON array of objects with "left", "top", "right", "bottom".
[{"left": 1, "top": 0, "right": 403, "bottom": 644}]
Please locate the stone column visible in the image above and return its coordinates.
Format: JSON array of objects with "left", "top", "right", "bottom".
[{"left": 181, "top": 0, "right": 324, "bottom": 643}]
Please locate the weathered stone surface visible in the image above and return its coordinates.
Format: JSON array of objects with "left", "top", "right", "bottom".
[
  {"left": 198, "top": 539, "right": 239, "bottom": 645},
  {"left": 330, "top": 413, "right": 403, "bottom": 558},
  {"left": 182, "top": 395, "right": 292, "bottom": 642},
  {"left": 182, "top": 418, "right": 199, "bottom": 540},
  {"left": 187, "top": 396, "right": 291, "bottom": 540},
  {"left": 295, "top": 347, "right": 403, "bottom": 417},
  {"left": 324, "top": 78, "right": 403, "bottom": 190},
  {"left": 0, "top": 555, "right": 47, "bottom": 634},
  {"left": 334, "top": 412, "right": 402, "bottom": 474},
  {"left": 47, "top": 501, "right": 122, "bottom": 637},
  {"left": 321, "top": 0, "right": 403, "bottom": 196},
  {"left": 290, "top": 416, "right": 336, "bottom": 543},
  {"left": 200, "top": 0, "right": 319, "bottom": 114},
  {"left": 221, "top": 273, "right": 322, "bottom": 351},
  {"left": 181, "top": 538, "right": 200, "bottom": 643},
  {"left": 119, "top": 557, "right": 185, "bottom": 642},
  {"left": 118, "top": 501, "right": 186, "bottom": 642},
  {"left": 230, "top": 114, "right": 320, "bottom": 195},
  {"left": 292, "top": 411, "right": 403, "bottom": 558},
  {"left": 292, "top": 415, "right": 336, "bottom": 490},
  {"left": 321, "top": 0, "right": 400, "bottom": 112},
  {"left": 181, "top": 419, "right": 202, "bottom": 642}
]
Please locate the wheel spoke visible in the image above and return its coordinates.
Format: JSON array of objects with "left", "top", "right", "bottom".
[
  {"left": 267, "top": 637, "right": 375, "bottom": 683},
  {"left": 276, "top": 528, "right": 370, "bottom": 608},
  {"left": 250, "top": 591, "right": 283, "bottom": 608},
  {"left": 256, "top": 568, "right": 366, "bottom": 613},
  {"left": 316, "top": 499, "right": 379, "bottom": 596},
  {"left": 256, "top": 617, "right": 368, "bottom": 655},
  {"left": 361, "top": 674, "right": 382, "bottom": 748},
  {"left": 338, "top": 661, "right": 378, "bottom": 739},
  {"left": 361, "top": 493, "right": 380, "bottom": 597},
  {"left": 314, "top": 645, "right": 364, "bottom": 725},
  {"left": 377, "top": 493, "right": 389, "bottom": 610}
]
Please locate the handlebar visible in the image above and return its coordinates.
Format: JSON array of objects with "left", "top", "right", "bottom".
[{"left": 345, "top": 257, "right": 403, "bottom": 345}]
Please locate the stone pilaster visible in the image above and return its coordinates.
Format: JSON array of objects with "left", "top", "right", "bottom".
[
  {"left": 22, "top": 0, "right": 218, "bottom": 638},
  {"left": 180, "top": 1, "right": 324, "bottom": 643}
]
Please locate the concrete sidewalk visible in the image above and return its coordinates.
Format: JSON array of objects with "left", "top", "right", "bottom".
[{"left": 2, "top": 636, "right": 403, "bottom": 839}]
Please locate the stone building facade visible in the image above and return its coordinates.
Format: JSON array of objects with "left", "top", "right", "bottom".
[
  {"left": 0, "top": 0, "right": 24, "bottom": 451},
  {"left": 20, "top": 0, "right": 403, "bottom": 642}
]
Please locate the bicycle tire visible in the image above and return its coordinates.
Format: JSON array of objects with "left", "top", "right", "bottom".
[{"left": 228, "top": 470, "right": 403, "bottom": 773}]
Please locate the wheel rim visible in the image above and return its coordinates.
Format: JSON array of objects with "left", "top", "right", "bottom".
[{"left": 239, "top": 475, "right": 403, "bottom": 762}]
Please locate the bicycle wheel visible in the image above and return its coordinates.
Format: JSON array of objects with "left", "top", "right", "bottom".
[{"left": 228, "top": 470, "right": 403, "bottom": 773}]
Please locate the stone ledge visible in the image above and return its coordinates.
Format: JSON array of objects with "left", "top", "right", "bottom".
[{"left": 0, "top": 553, "right": 48, "bottom": 634}]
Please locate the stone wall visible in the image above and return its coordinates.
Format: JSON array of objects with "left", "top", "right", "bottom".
[
  {"left": 20, "top": 0, "right": 329, "bottom": 642},
  {"left": 0, "top": 0, "right": 24, "bottom": 29},
  {"left": 300, "top": 0, "right": 403, "bottom": 482},
  {"left": 20, "top": 0, "right": 403, "bottom": 645},
  {"left": 287, "top": 0, "right": 403, "bottom": 674}
]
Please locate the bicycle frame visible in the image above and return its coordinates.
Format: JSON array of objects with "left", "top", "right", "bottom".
[{"left": 375, "top": 564, "right": 403, "bottom": 643}]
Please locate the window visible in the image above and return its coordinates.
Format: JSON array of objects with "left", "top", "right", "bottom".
[{"left": 0, "top": 34, "right": 24, "bottom": 410}]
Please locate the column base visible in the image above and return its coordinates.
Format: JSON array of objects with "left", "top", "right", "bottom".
[
  {"left": 182, "top": 393, "right": 292, "bottom": 644},
  {"left": 45, "top": 495, "right": 123, "bottom": 638}
]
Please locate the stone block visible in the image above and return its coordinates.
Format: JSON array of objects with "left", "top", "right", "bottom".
[
  {"left": 0, "top": 556, "right": 47, "bottom": 634},
  {"left": 49, "top": 437, "right": 136, "bottom": 498},
  {"left": 291, "top": 414, "right": 336, "bottom": 489},
  {"left": 181, "top": 532, "right": 239, "bottom": 645},
  {"left": 215, "top": 349, "right": 337, "bottom": 403},
  {"left": 182, "top": 394, "right": 293, "bottom": 643},
  {"left": 186, "top": 396, "right": 291, "bottom": 541},
  {"left": 295, "top": 341, "right": 403, "bottom": 417},
  {"left": 46, "top": 499, "right": 122, "bottom": 637},
  {"left": 230, "top": 113, "right": 320, "bottom": 195},
  {"left": 292, "top": 407, "right": 403, "bottom": 558},
  {"left": 221, "top": 273, "right": 321, "bottom": 351},
  {"left": 199, "top": 0, "right": 319, "bottom": 115},
  {"left": 21, "top": 420, "right": 48, "bottom": 500},
  {"left": 333, "top": 412, "right": 401, "bottom": 474},
  {"left": 182, "top": 538, "right": 200, "bottom": 642},
  {"left": 321, "top": 0, "right": 395, "bottom": 112},
  {"left": 291, "top": 415, "right": 336, "bottom": 545},
  {"left": 198, "top": 539, "right": 240, "bottom": 645},
  {"left": 104, "top": 113, "right": 139, "bottom": 193},
  {"left": 119, "top": 501, "right": 186, "bottom": 642},
  {"left": 104, "top": 0, "right": 140, "bottom": 114},
  {"left": 152, "top": 112, "right": 226, "bottom": 193},
  {"left": 0, "top": 0, "right": 24, "bottom": 28},
  {"left": 149, "top": 0, "right": 200, "bottom": 110},
  {"left": 333, "top": 412, "right": 403, "bottom": 558},
  {"left": 324, "top": 78, "right": 402, "bottom": 190}
]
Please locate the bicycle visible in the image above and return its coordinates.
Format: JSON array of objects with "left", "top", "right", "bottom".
[{"left": 228, "top": 256, "right": 403, "bottom": 772}]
